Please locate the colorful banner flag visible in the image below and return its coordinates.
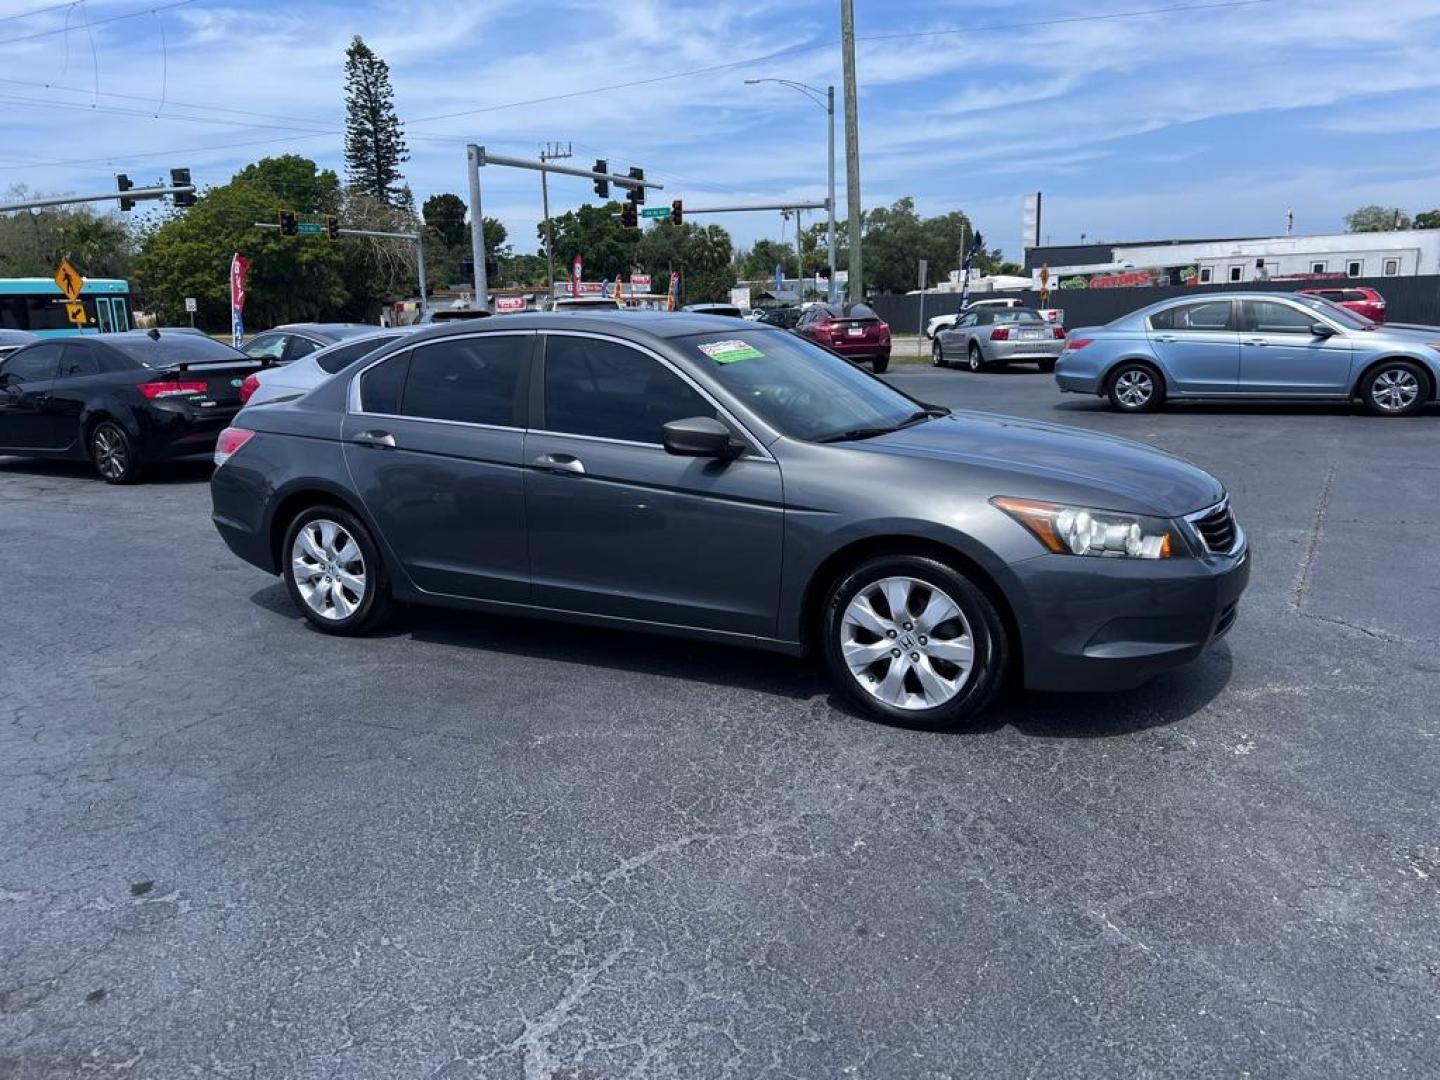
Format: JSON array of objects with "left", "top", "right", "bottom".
[
  {"left": 229, "top": 252, "right": 250, "bottom": 347},
  {"left": 667, "top": 269, "right": 681, "bottom": 311},
  {"left": 956, "top": 230, "right": 984, "bottom": 313},
  {"left": 773, "top": 262, "right": 783, "bottom": 298},
  {"left": 571, "top": 254, "right": 582, "bottom": 298}
]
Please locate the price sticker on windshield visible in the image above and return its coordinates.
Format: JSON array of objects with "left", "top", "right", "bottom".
[{"left": 697, "top": 339, "right": 764, "bottom": 364}]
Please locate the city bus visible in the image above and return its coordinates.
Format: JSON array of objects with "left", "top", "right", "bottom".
[{"left": 0, "top": 277, "right": 134, "bottom": 337}]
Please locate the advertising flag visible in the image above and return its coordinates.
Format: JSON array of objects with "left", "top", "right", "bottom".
[
  {"left": 956, "top": 230, "right": 984, "bottom": 313},
  {"left": 229, "top": 252, "right": 250, "bottom": 347},
  {"left": 571, "top": 254, "right": 582, "bottom": 298},
  {"left": 667, "top": 270, "right": 682, "bottom": 311}
]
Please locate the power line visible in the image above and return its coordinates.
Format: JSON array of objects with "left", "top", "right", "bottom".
[
  {"left": 0, "top": 1, "right": 80, "bottom": 25},
  {"left": 0, "top": 0, "right": 199, "bottom": 45}
]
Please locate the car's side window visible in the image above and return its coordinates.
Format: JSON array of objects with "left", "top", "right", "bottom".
[
  {"left": 358, "top": 350, "right": 411, "bottom": 414},
  {"left": 1151, "top": 301, "right": 1233, "bottom": 332},
  {"left": 543, "top": 336, "right": 716, "bottom": 445},
  {"left": 285, "top": 337, "right": 320, "bottom": 363},
  {"left": 2, "top": 342, "right": 64, "bottom": 382},
  {"left": 1249, "top": 301, "right": 1319, "bottom": 334},
  {"left": 58, "top": 348, "right": 99, "bottom": 378},
  {"left": 318, "top": 336, "right": 397, "bottom": 375},
  {"left": 401, "top": 335, "right": 526, "bottom": 426},
  {"left": 244, "top": 334, "right": 288, "bottom": 362}
]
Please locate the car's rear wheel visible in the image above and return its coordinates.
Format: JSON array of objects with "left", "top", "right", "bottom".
[
  {"left": 90, "top": 420, "right": 141, "bottom": 484},
  {"left": 1037, "top": 358, "right": 1057, "bottom": 374},
  {"left": 821, "top": 555, "right": 1009, "bottom": 730},
  {"left": 283, "top": 506, "right": 393, "bottom": 635},
  {"left": 872, "top": 354, "right": 890, "bottom": 374},
  {"left": 931, "top": 339, "right": 947, "bottom": 367},
  {"left": 1361, "top": 360, "right": 1427, "bottom": 417},
  {"left": 967, "top": 343, "right": 986, "bottom": 372},
  {"left": 1107, "top": 362, "right": 1164, "bottom": 412}
]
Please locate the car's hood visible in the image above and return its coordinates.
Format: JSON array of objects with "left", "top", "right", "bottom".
[
  {"left": 852, "top": 411, "right": 1224, "bottom": 518},
  {"left": 1366, "top": 324, "right": 1440, "bottom": 347}
]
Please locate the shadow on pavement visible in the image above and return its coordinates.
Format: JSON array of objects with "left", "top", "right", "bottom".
[{"left": 0, "top": 456, "right": 214, "bottom": 485}]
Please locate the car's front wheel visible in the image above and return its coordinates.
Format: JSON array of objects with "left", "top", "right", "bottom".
[
  {"left": 821, "top": 555, "right": 1009, "bottom": 730},
  {"left": 282, "top": 506, "right": 393, "bottom": 635},
  {"left": 1107, "top": 362, "right": 1164, "bottom": 412},
  {"left": 1361, "top": 360, "right": 1428, "bottom": 417}
]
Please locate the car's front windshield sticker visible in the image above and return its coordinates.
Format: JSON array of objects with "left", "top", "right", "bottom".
[{"left": 697, "top": 339, "right": 764, "bottom": 364}]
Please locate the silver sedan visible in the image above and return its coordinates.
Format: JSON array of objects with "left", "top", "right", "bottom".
[{"left": 933, "top": 308, "right": 1065, "bottom": 372}]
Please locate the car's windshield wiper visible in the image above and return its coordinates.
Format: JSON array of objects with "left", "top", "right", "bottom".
[{"left": 817, "top": 407, "right": 946, "bottom": 443}]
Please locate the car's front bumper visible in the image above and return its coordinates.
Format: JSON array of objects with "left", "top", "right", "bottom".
[{"left": 1007, "top": 545, "right": 1251, "bottom": 692}]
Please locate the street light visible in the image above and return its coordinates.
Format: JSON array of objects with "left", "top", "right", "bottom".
[{"left": 745, "top": 77, "right": 838, "bottom": 304}]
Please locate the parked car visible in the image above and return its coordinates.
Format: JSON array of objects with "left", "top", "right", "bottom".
[
  {"left": 757, "top": 306, "right": 802, "bottom": 330},
  {"left": 0, "top": 329, "right": 37, "bottom": 360},
  {"left": 933, "top": 307, "right": 1066, "bottom": 372},
  {"left": 239, "top": 327, "right": 424, "bottom": 407},
  {"left": 242, "top": 323, "right": 377, "bottom": 365},
  {"left": 210, "top": 311, "right": 1248, "bottom": 730},
  {"left": 420, "top": 306, "right": 495, "bottom": 323},
  {"left": 0, "top": 329, "right": 258, "bottom": 482},
  {"left": 1298, "top": 286, "right": 1387, "bottom": 324},
  {"left": 1055, "top": 291, "right": 1440, "bottom": 417},
  {"left": 546, "top": 297, "right": 623, "bottom": 312},
  {"left": 794, "top": 302, "right": 891, "bottom": 372},
  {"left": 682, "top": 303, "right": 745, "bottom": 318},
  {"left": 925, "top": 296, "right": 1025, "bottom": 339}
]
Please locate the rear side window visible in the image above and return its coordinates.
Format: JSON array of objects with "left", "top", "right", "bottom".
[
  {"left": 1342, "top": 290, "right": 1369, "bottom": 303},
  {"left": 1150, "top": 300, "right": 1233, "bottom": 331},
  {"left": 285, "top": 337, "right": 320, "bottom": 363},
  {"left": 59, "top": 349, "right": 99, "bottom": 377},
  {"left": 543, "top": 335, "right": 714, "bottom": 444},
  {"left": 359, "top": 351, "right": 410, "bottom": 414},
  {"left": 401, "top": 335, "right": 526, "bottom": 426},
  {"left": 318, "top": 336, "right": 397, "bottom": 375}
]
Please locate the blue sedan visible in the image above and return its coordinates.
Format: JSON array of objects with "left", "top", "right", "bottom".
[{"left": 1054, "top": 291, "right": 1440, "bottom": 417}]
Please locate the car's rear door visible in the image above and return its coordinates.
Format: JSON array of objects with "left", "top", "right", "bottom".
[
  {"left": 1239, "top": 298, "right": 1353, "bottom": 395},
  {"left": 524, "top": 331, "right": 784, "bottom": 637},
  {"left": 341, "top": 331, "right": 533, "bottom": 603},
  {"left": 0, "top": 342, "right": 63, "bottom": 450},
  {"left": 1146, "top": 298, "right": 1240, "bottom": 394}
]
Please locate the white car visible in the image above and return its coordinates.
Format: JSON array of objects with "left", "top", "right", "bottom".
[
  {"left": 547, "top": 297, "right": 624, "bottom": 312},
  {"left": 238, "top": 328, "right": 420, "bottom": 408},
  {"left": 924, "top": 297, "right": 1026, "bottom": 339}
]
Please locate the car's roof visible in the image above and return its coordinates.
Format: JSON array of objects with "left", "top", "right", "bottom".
[
  {"left": 397, "top": 310, "right": 783, "bottom": 345},
  {"left": 273, "top": 322, "right": 376, "bottom": 338}
]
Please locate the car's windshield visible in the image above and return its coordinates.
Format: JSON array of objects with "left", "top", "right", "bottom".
[
  {"left": 676, "top": 330, "right": 927, "bottom": 442},
  {"left": 1290, "top": 292, "right": 1374, "bottom": 329}
]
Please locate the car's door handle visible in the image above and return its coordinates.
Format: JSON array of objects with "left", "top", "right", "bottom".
[
  {"left": 1243, "top": 338, "right": 1269, "bottom": 346},
  {"left": 1153, "top": 334, "right": 1176, "bottom": 343},
  {"left": 532, "top": 452, "right": 585, "bottom": 475},
  {"left": 353, "top": 430, "right": 396, "bottom": 448}
]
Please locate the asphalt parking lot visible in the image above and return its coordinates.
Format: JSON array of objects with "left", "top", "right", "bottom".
[{"left": 2, "top": 371, "right": 1437, "bottom": 1079}]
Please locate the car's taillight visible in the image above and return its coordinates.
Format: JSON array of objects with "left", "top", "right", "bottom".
[
  {"left": 877, "top": 323, "right": 890, "bottom": 340},
  {"left": 813, "top": 320, "right": 833, "bottom": 339},
  {"left": 238, "top": 373, "right": 260, "bottom": 404},
  {"left": 1052, "top": 326, "right": 1066, "bottom": 339},
  {"left": 140, "top": 380, "right": 207, "bottom": 399},
  {"left": 990, "top": 327, "right": 1010, "bottom": 341},
  {"left": 214, "top": 427, "right": 254, "bottom": 467},
  {"left": 1064, "top": 337, "right": 1094, "bottom": 351}
]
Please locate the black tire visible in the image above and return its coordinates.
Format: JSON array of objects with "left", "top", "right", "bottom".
[
  {"left": 1037, "top": 358, "right": 1057, "bottom": 374},
  {"left": 872, "top": 354, "right": 890, "bottom": 374},
  {"left": 1360, "top": 359, "right": 1428, "bottom": 417},
  {"left": 967, "top": 342, "right": 986, "bottom": 372},
  {"left": 931, "top": 338, "right": 947, "bottom": 367},
  {"left": 1106, "top": 361, "right": 1165, "bottom": 413},
  {"left": 282, "top": 505, "right": 394, "bottom": 635},
  {"left": 821, "top": 554, "right": 1010, "bottom": 731},
  {"left": 90, "top": 420, "right": 142, "bottom": 484}
]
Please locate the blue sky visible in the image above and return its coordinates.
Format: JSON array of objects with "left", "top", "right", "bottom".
[{"left": 3, "top": 0, "right": 1440, "bottom": 263}]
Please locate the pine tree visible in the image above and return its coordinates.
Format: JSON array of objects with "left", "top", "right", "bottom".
[{"left": 343, "top": 36, "right": 410, "bottom": 206}]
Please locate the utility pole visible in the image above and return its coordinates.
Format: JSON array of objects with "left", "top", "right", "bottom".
[
  {"left": 841, "top": 0, "right": 863, "bottom": 303},
  {"left": 539, "top": 141, "right": 571, "bottom": 297}
]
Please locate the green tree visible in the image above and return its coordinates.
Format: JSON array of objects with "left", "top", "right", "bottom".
[
  {"left": 0, "top": 202, "right": 134, "bottom": 280},
  {"left": 1414, "top": 209, "right": 1440, "bottom": 229},
  {"left": 735, "top": 239, "right": 797, "bottom": 282},
  {"left": 344, "top": 36, "right": 410, "bottom": 206},
  {"left": 633, "top": 220, "right": 734, "bottom": 302},
  {"left": 541, "top": 201, "right": 640, "bottom": 282},
  {"left": 1345, "top": 205, "right": 1411, "bottom": 232},
  {"left": 134, "top": 156, "right": 347, "bottom": 329},
  {"left": 422, "top": 193, "right": 468, "bottom": 248}
]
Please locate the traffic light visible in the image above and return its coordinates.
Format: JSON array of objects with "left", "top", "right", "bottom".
[
  {"left": 325, "top": 215, "right": 340, "bottom": 241},
  {"left": 671, "top": 199, "right": 683, "bottom": 227},
  {"left": 627, "top": 166, "right": 645, "bottom": 205},
  {"left": 279, "top": 210, "right": 298, "bottom": 236},
  {"left": 116, "top": 174, "right": 135, "bottom": 212},
  {"left": 170, "top": 167, "right": 195, "bottom": 207},
  {"left": 592, "top": 159, "right": 608, "bottom": 199},
  {"left": 620, "top": 202, "right": 638, "bottom": 229}
]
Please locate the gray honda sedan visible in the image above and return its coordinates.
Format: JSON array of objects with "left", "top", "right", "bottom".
[{"left": 211, "top": 312, "right": 1249, "bottom": 729}]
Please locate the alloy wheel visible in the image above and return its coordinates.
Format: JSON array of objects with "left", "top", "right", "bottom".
[
  {"left": 1371, "top": 368, "right": 1420, "bottom": 413},
  {"left": 93, "top": 425, "right": 127, "bottom": 480},
  {"left": 291, "top": 518, "right": 367, "bottom": 621},
  {"left": 1114, "top": 369, "right": 1154, "bottom": 408},
  {"left": 968, "top": 346, "right": 982, "bottom": 372},
  {"left": 839, "top": 576, "right": 975, "bottom": 711}
]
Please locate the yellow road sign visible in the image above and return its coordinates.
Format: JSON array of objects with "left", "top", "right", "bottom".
[
  {"left": 54, "top": 257, "right": 83, "bottom": 301},
  {"left": 65, "top": 300, "right": 87, "bottom": 325}
]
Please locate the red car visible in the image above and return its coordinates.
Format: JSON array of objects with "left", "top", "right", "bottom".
[
  {"left": 794, "top": 302, "right": 892, "bottom": 373},
  {"left": 1297, "top": 286, "right": 1387, "bottom": 323}
]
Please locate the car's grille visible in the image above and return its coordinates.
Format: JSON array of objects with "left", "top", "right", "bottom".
[{"left": 1190, "top": 500, "right": 1239, "bottom": 555}]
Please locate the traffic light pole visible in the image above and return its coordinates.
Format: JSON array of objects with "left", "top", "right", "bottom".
[{"left": 0, "top": 185, "right": 195, "bottom": 214}]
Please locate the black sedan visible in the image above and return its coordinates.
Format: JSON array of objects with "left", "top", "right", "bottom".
[{"left": 0, "top": 330, "right": 259, "bottom": 483}]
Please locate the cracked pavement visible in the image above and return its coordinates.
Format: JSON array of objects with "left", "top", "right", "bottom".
[{"left": 1, "top": 374, "right": 1437, "bottom": 1078}]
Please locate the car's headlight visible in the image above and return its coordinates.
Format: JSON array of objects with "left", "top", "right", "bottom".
[{"left": 991, "top": 497, "right": 1180, "bottom": 559}]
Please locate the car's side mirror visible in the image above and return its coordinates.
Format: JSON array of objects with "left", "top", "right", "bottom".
[
  {"left": 663, "top": 416, "right": 738, "bottom": 458},
  {"left": 1311, "top": 322, "right": 1336, "bottom": 338}
]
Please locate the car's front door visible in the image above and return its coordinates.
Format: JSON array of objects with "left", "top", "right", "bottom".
[
  {"left": 1238, "top": 299, "right": 1353, "bottom": 395},
  {"left": 525, "top": 332, "right": 784, "bottom": 638},
  {"left": 1146, "top": 298, "right": 1240, "bottom": 394},
  {"left": 38, "top": 342, "right": 104, "bottom": 451},
  {"left": 341, "top": 332, "right": 534, "bottom": 603},
  {"left": 0, "top": 342, "right": 64, "bottom": 450}
]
